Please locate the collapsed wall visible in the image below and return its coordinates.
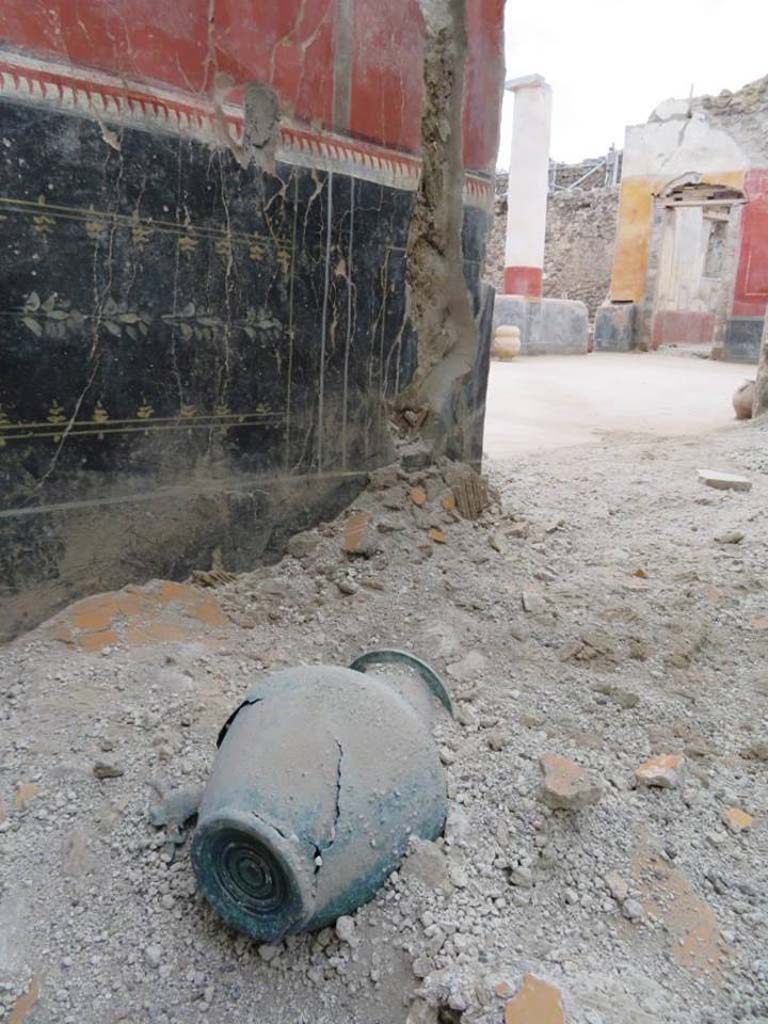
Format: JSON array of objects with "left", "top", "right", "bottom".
[{"left": 0, "top": 0, "right": 505, "bottom": 639}]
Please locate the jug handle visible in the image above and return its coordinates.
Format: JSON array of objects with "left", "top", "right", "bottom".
[{"left": 349, "top": 649, "right": 454, "bottom": 717}]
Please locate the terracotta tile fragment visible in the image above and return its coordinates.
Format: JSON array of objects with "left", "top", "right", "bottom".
[
  {"left": 79, "top": 629, "right": 118, "bottom": 652},
  {"left": 722, "top": 806, "right": 753, "bottom": 833},
  {"left": 632, "top": 840, "right": 727, "bottom": 975},
  {"left": 410, "top": 485, "right": 427, "bottom": 506},
  {"left": 185, "top": 595, "right": 226, "bottom": 627},
  {"left": 440, "top": 492, "right": 456, "bottom": 512},
  {"left": 634, "top": 753, "right": 684, "bottom": 789},
  {"left": 10, "top": 975, "right": 40, "bottom": 1024},
  {"left": 343, "top": 511, "right": 373, "bottom": 554},
  {"left": 540, "top": 754, "right": 601, "bottom": 810},
  {"left": 505, "top": 974, "right": 565, "bottom": 1024},
  {"left": 14, "top": 782, "right": 40, "bottom": 811},
  {"left": 429, "top": 527, "right": 447, "bottom": 544}
]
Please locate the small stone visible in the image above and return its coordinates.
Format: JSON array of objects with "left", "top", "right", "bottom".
[
  {"left": 697, "top": 470, "right": 752, "bottom": 492},
  {"left": 148, "top": 786, "right": 202, "bottom": 828},
  {"left": 622, "top": 898, "right": 644, "bottom": 922},
  {"left": 286, "top": 531, "right": 319, "bottom": 559},
  {"left": 429, "top": 527, "right": 447, "bottom": 545},
  {"left": 634, "top": 754, "right": 684, "bottom": 789},
  {"left": 411, "top": 958, "right": 433, "bottom": 980},
  {"left": 410, "top": 485, "right": 427, "bottom": 507},
  {"left": 455, "top": 704, "right": 478, "bottom": 728},
  {"left": 504, "top": 973, "right": 565, "bottom": 1024},
  {"left": 335, "top": 915, "right": 358, "bottom": 946},
  {"left": 722, "top": 807, "right": 754, "bottom": 833},
  {"left": 258, "top": 944, "right": 281, "bottom": 962},
  {"left": 377, "top": 516, "right": 405, "bottom": 534},
  {"left": 100, "top": 738, "right": 115, "bottom": 752},
  {"left": 489, "top": 530, "right": 509, "bottom": 554},
  {"left": 715, "top": 530, "right": 745, "bottom": 544},
  {"left": 93, "top": 762, "right": 124, "bottom": 780},
  {"left": 401, "top": 837, "right": 451, "bottom": 891},
  {"left": 592, "top": 683, "right": 639, "bottom": 709},
  {"left": 487, "top": 729, "right": 511, "bottom": 751},
  {"left": 450, "top": 863, "right": 469, "bottom": 888},
  {"left": 446, "top": 650, "right": 486, "bottom": 681},
  {"left": 336, "top": 580, "right": 358, "bottom": 596},
  {"left": 605, "top": 871, "right": 629, "bottom": 902},
  {"left": 145, "top": 944, "right": 162, "bottom": 968},
  {"left": 540, "top": 754, "right": 602, "bottom": 810},
  {"left": 509, "top": 621, "right": 529, "bottom": 642},
  {"left": 510, "top": 865, "right": 533, "bottom": 888},
  {"left": 521, "top": 591, "right": 547, "bottom": 614}
]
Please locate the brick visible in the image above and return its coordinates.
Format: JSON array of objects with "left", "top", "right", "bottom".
[
  {"left": 635, "top": 753, "right": 684, "bottom": 789},
  {"left": 697, "top": 470, "right": 752, "bottom": 492},
  {"left": 540, "top": 754, "right": 601, "bottom": 810},
  {"left": 505, "top": 974, "right": 565, "bottom": 1024}
]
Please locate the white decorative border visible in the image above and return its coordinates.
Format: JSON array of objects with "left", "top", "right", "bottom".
[{"left": 0, "top": 49, "right": 493, "bottom": 209}]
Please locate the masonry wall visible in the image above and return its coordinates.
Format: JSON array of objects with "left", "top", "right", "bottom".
[
  {"left": 486, "top": 182, "right": 620, "bottom": 319},
  {"left": 609, "top": 77, "right": 768, "bottom": 354},
  {"left": 0, "top": 0, "right": 505, "bottom": 639}
]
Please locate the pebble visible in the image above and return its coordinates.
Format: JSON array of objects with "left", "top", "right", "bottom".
[
  {"left": 715, "top": 530, "right": 745, "bottom": 544},
  {"left": 92, "top": 762, "right": 124, "bottom": 780},
  {"left": 622, "top": 899, "right": 644, "bottom": 922},
  {"left": 335, "top": 915, "right": 358, "bottom": 946},
  {"left": 144, "top": 945, "right": 162, "bottom": 968},
  {"left": 605, "top": 871, "right": 629, "bottom": 902}
]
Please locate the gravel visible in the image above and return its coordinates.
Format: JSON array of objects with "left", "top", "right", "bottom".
[{"left": 0, "top": 417, "right": 767, "bottom": 1023}]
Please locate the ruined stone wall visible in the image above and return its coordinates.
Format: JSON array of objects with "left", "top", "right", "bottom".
[{"left": 486, "top": 183, "right": 620, "bottom": 319}]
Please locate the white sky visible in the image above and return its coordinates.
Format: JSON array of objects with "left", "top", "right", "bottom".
[{"left": 498, "top": 0, "right": 768, "bottom": 166}]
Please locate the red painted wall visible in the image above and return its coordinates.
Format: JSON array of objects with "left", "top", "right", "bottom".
[
  {"left": 464, "top": 0, "right": 505, "bottom": 170},
  {"left": 0, "top": 0, "right": 502, "bottom": 171},
  {"left": 651, "top": 311, "right": 715, "bottom": 348},
  {"left": 349, "top": 0, "right": 423, "bottom": 153},
  {"left": 733, "top": 168, "right": 768, "bottom": 318}
]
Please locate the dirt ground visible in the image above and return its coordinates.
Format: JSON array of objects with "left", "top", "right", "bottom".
[
  {"left": 485, "top": 351, "right": 751, "bottom": 455},
  {"left": 1, "top": 355, "right": 767, "bottom": 1024}
]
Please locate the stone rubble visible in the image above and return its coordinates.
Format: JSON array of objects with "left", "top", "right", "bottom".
[{"left": 0, "top": 420, "right": 767, "bottom": 1023}]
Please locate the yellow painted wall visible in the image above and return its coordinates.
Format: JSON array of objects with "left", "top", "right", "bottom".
[{"left": 610, "top": 170, "right": 746, "bottom": 303}]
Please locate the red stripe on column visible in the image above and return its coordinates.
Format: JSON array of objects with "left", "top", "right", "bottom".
[{"left": 504, "top": 266, "right": 542, "bottom": 298}]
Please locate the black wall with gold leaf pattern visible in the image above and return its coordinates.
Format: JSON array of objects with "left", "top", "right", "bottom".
[{"left": 0, "top": 99, "right": 491, "bottom": 639}]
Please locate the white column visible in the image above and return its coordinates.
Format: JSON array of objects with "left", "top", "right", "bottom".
[{"left": 503, "top": 74, "right": 552, "bottom": 297}]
